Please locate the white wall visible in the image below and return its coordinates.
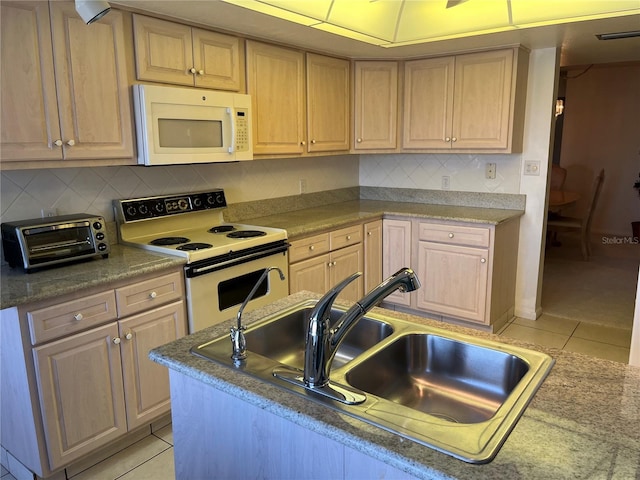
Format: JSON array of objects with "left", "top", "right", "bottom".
[
  {"left": 0, "top": 155, "right": 359, "bottom": 224},
  {"left": 559, "top": 63, "right": 640, "bottom": 237}
]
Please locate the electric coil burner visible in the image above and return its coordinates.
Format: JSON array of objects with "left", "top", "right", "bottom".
[{"left": 114, "top": 189, "right": 289, "bottom": 333}]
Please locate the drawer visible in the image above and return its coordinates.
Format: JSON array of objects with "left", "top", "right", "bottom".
[
  {"left": 115, "top": 271, "right": 184, "bottom": 318},
  {"left": 28, "top": 291, "right": 117, "bottom": 345},
  {"left": 289, "top": 233, "right": 330, "bottom": 263},
  {"left": 330, "top": 224, "right": 363, "bottom": 250},
  {"left": 419, "top": 222, "right": 490, "bottom": 248}
]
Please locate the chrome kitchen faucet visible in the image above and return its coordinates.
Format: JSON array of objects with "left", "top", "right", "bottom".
[{"left": 231, "top": 266, "right": 286, "bottom": 363}]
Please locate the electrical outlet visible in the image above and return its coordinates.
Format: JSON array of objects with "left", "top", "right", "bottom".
[
  {"left": 441, "top": 176, "right": 450, "bottom": 190},
  {"left": 486, "top": 163, "right": 496, "bottom": 179},
  {"left": 299, "top": 179, "right": 307, "bottom": 194},
  {"left": 41, "top": 208, "right": 57, "bottom": 218},
  {"left": 524, "top": 160, "right": 541, "bottom": 176}
]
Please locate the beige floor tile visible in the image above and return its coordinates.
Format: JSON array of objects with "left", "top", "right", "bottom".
[
  {"left": 119, "top": 449, "right": 175, "bottom": 480},
  {"left": 69, "top": 435, "right": 171, "bottom": 480},
  {"left": 571, "top": 323, "right": 632, "bottom": 348},
  {"left": 153, "top": 424, "right": 173, "bottom": 445},
  {"left": 563, "top": 337, "right": 631, "bottom": 363},
  {"left": 500, "top": 324, "right": 569, "bottom": 349},
  {"left": 513, "top": 314, "right": 579, "bottom": 335}
]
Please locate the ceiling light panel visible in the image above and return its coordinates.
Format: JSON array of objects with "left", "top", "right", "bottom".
[
  {"left": 510, "top": 0, "right": 640, "bottom": 25},
  {"left": 327, "top": 0, "right": 404, "bottom": 41},
  {"left": 396, "top": 0, "right": 511, "bottom": 42},
  {"left": 258, "top": 0, "right": 332, "bottom": 22}
]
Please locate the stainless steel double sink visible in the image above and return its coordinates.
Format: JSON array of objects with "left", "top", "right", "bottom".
[{"left": 191, "top": 300, "right": 554, "bottom": 463}]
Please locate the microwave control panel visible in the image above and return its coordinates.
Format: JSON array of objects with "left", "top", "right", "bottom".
[{"left": 235, "top": 109, "right": 250, "bottom": 152}]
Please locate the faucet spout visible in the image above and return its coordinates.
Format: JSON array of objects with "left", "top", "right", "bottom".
[
  {"left": 231, "top": 266, "right": 286, "bottom": 362},
  {"left": 303, "top": 267, "right": 420, "bottom": 388}
]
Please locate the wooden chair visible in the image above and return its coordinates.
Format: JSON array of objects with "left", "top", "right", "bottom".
[
  {"left": 546, "top": 168, "right": 605, "bottom": 260},
  {"left": 550, "top": 164, "right": 567, "bottom": 190}
]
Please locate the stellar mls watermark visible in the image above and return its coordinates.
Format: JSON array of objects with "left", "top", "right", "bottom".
[{"left": 601, "top": 235, "right": 639, "bottom": 245}]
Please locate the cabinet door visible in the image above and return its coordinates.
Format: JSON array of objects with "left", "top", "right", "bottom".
[
  {"left": 364, "top": 220, "right": 383, "bottom": 292},
  {"left": 330, "top": 244, "right": 364, "bottom": 303},
  {"left": 246, "top": 40, "right": 305, "bottom": 155},
  {"left": 382, "top": 219, "right": 412, "bottom": 306},
  {"left": 33, "top": 323, "right": 126, "bottom": 470},
  {"left": 403, "top": 56, "right": 455, "bottom": 149},
  {"left": 133, "top": 14, "right": 194, "bottom": 86},
  {"left": 289, "top": 254, "right": 330, "bottom": 296},
  {"left": 452, "top": 49, "right": 514, "bottom": 149},
  {"left": 192, "top": 28, "right": 242, "bottom": 91},
  {"left": 51, "top": 3, "right": 133, "bottom": 159},
  {"left": 306, "top": 53, "right": 350, "bottom": 152},
  {"left": 416, "top": 242, "right": 489, "bottom": 323},
  {"left": 1, "top": 1, "right": 61, "bottom": 162},
  {"left": 119, "top": 301, "right": 186, "bottom": 430},
  {"left": 353, "top": 61, "right": 397, "bottom": 150}
]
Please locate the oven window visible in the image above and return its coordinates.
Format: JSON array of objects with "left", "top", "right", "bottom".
[
  {"left": 158, "top": 118, "right": 223, "bottom": 148},
  {"left": 25, "top": 226, "right": 94, "bottom": 264},
  {"left": 218, "top": 269, "right": 268, "bottom": 311}
]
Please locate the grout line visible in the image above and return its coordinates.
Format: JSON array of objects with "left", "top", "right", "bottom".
[{"left": 113, "top": 447, "right": 173, "bottom": 480}]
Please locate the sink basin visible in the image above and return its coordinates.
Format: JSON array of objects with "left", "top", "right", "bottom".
[
  {"left": 244, "top": 305, "right": 393, "bottom": 369},
  {"left": 345, "top": 334, "right": 529, "bottom": 424},
  {"left": 191, "top": 300, "right": 554, "bottom": 464}
]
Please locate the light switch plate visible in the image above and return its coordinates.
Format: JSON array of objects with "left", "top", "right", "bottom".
[{"left": 524, "top": 161, "right": 541, "bottom": 176}]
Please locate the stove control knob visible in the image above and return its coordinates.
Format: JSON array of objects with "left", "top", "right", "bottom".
[
  {"left": 153, "top": 201, "right": 164, "bottom": 214},
  {"left": 193, "top": 197, "right": 202, "bottom": 208},
  {"left": 215, "top": 192, "right": 225, "bottom": 206},
  {"left": 126, "top": 205, "right": 137, "bottom": 218},
  {"left": 139, "top": 204, "right": 149, "bottom": 215}
]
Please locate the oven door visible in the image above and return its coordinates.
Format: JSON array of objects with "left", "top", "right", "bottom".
[{"left": 184, "top": 244, "right": 289, "bottom": 333}]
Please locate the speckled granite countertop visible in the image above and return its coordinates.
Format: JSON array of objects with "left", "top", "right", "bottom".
[
  {"left": 237, "top": 199, "right": 524, "bottom": 239},
  {"left": 0, "top": 245, "right": 186, "bottom": 310},
  {"left": 151, "top": 292, "right": 640, "bottom": 480}
]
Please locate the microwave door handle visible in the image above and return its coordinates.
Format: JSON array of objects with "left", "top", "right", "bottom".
[{"left": 227, "top": 107, "right": 234, "bottom": 154}]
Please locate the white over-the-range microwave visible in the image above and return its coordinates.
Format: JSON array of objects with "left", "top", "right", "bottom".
[{"left": 133, "top": 84, "right": 253, "bottom": 165}]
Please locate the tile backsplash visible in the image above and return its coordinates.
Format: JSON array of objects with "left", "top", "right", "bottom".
[
  {"left": 0, "top": 155, "right": 359, "bottom": 224},
  {"left": 1, "top": 152, "right": 521, "bottom": 225}
]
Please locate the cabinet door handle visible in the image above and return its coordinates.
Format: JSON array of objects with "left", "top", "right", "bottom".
[
  {"left": 189, "top": 67, "right": 196, "bottom": 74},
  {"left": 311, "top": 139, "right": 316, "bottom": 144},
  {"left": 73, "top": 313, "right": 83, "bottom": 321},
  {"left": 54, "top": 139, "right": 63, "bottom": 147},
  {"left": 300, "top": 140, "right": 306, "bottom": 146},
  {"left": 448, "top": 233, "right": 454, "bottom": 238},
  {"left": 66, "top": 139, "right": 75, "bottom": 146},
  {"left": 149, "top": 291, "right": 158, "bottom": 299},
  {"left": 445, "top": 137, "right": 451, "bottom": 142},
  {"left": 356, "top": 138, "right": 362, "bottom": 143},
  {"left": 480, "top": 258, "right": 486, "bottom": 263},
  {"left": 452, "top": 137, "right": 457, "bottom": 142},
  {"left": 367, "top": 231, "right": 372, "bottom": 236},
  {"left": 125, "top": 332, "right": 133, "bottom": 340},
  {"left": 112, "top": 337, "right": 121, "bottom": 345},
  {"left": 197, "top": 70, "right": 204, "bottom": 75}
]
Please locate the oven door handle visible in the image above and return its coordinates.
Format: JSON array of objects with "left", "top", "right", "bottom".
[{"left": 185, "top": 243, "right": 289, "bottom": 278}]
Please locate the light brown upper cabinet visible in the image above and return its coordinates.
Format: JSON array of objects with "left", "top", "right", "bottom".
[
  {"left": 403, "top": 48, "right": 528, "bottom": 152},
  {"left": 246, "top": 40, "right": 305, "bottom": 155},
  {"left": 0, "top": 2, "right": 133, "bottom": 167},
  {"left": 353, "top": 61, "right": 398, "bottom": 151},
  {"left": 306, "top": 53, "right": 350, "bottom": 153},
  {"left": 133, "top": 14, "right": 242, "bottom": 91}
]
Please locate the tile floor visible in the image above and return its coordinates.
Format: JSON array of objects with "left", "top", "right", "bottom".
[{"left": 2, "top": 233, "right": 637, "bottom": 480}]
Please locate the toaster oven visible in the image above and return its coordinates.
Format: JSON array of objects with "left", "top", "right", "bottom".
[{"left": 1, "top": 214, "right": 110, "bottom": 272}]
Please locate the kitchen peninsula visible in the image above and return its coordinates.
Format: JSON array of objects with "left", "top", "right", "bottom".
[{"left": 151, "top": 292, "right": 640, "bottom": 479}]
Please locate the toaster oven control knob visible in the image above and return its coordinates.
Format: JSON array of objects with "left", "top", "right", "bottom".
[
  {"left": 74, "top": 313, "right": 83, "bottom": 321},
  {"left": 96, "top": 232, "right": 105, "bottom": 240},
  {"left": 98, "top": 243, "right": 108, "bottom": 251},
  {"left": 93, "top": 221, "right": 103, "bottom": 230}
]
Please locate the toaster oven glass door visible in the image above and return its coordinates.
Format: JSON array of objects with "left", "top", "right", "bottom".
[{"left": 24, "top": 223, "right": 94, "bottom": 265}]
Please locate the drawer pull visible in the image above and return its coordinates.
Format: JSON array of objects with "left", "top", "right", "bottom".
[
  {"left": 448, "top": 233, "right": 454, "bottom": 239},
  {"left": 125, "top": 332, "right": 133, "bottom": 340},
  {"left": 480, "top": 258, "right": 486, "bottom": 263},
  {"left": 73, "top": 313, "right": 83, "bottom": 321},
  {"left": 346, "top": 235, "right": 351, "bottom": 240},
  {"left": 112, "top": 337, "right": 121, "bottom": 345},
  {"left": 309, "top": 245, "right": 315, "bottom": 251},
  {"left": 149, "top": 291, "right": 158, "bottom": 299}
]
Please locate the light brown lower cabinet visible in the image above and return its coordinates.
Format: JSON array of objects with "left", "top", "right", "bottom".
[
  {"left": 289, "top": 224, "right": 366, "bottom": 303},
  {"left": 382, "top": 217, "right": 520, "bottom": 331},
  {"left": 0, "top": 269, "right": 186, "bottom": 477}
]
